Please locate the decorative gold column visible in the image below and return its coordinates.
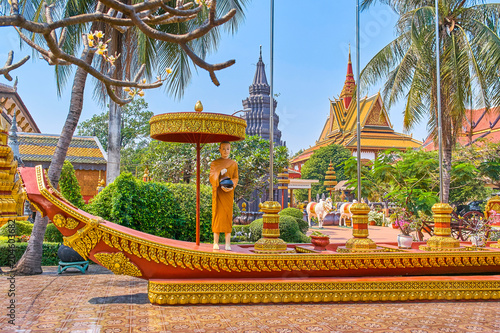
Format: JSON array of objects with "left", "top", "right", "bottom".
[
  {"left": 419, "top": 203, "right": 461, "bottom": 251},
  {"left": 342, "top": 202, "right": 377, "bottom": 252},
  {"left": 254, "top": 201, "right": 290, "bottom": 253},
  {"left": 324, "top": 162, "right": 337, "bottom": 198}
]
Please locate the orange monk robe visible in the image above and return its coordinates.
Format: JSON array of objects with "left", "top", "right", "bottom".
[{"left": 209, "top": 158, "right": 238, "bottom": 234}]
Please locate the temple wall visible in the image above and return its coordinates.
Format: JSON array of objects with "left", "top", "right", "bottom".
[{"left": 75, "top": 170, "right": 106, "bottom": 203}]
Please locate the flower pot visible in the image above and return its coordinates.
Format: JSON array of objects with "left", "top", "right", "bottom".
[
  {"left": 311, "top": 236, "right": 330, "bottom": 251},
  {"left": 470, "top": 235, "right": 485, "bottom": 247},
  {"left": 397, "top": 234, "right": 413, "bottom": 249},
  {"left": 369, "top": 221, "right": 376, "bottom": 226},
  {"left": 391, "top": 223, "right": 399, "bottom": 229}
]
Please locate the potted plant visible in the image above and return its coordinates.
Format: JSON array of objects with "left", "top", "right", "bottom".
[
  {"left": 395, "top": 215, "right": 419, "bottom": 249},
  {"left": 368, "top": 210, "right": 384, "bottom": 226},
  {"left": 310, "top": 231, "right": 330, "bottom": 250},
  {"left": 467, "top": 217, "right": 493, "bottom": 247}
]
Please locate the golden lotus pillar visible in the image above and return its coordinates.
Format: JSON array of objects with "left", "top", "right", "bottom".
[
  {"left": 254, "top": 201, "right": 292, "bottom": 253},
  {"left": 0, "top": 125, "right": 28, "bottom": 227},
  {"left": 339, "top": 202, "right": 379, "bottom": 252},
  {"left": 420, "top": 203, "right": 461, "bottom": 251}
]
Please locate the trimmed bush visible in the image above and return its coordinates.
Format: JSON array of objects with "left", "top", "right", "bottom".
[
  {"left": 87, "top": 173, "right": 226, "bottom": 242},
  {"left": 0, "top": 242, "right": 60, "bottom": 266},
  {"left": 0, "top": 220, "right": 33, "bottom": 237},
  {"left": 248, "top": 216, "right": 310, "bottom": 243},
  {"left": 279, "top": 207, "right": 308, "bottom": 233},
  {"left": 60, "top": 161, "right": 86, "bottom": 209},
  {"left": 45, "top": 223, "right": 64, "bottom": 243},
  {"left": 232, "top": 224, "right": 250, "bottom": 236},
  {"left": 248, "top": 218, "right": 263, "bottom": 242}
]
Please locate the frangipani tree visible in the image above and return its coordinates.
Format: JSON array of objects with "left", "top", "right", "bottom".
[{"left": 1, "top": 0, "right": 247, "bottom": 274}]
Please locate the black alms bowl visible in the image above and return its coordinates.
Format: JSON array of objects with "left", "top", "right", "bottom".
[{"left": 220, "top": 177, "right": 234, "bottom": 189}]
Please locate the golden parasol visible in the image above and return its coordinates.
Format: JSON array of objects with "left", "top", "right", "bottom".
[{"left": 150, "top": 102, "right": 246, "bottom": 245}]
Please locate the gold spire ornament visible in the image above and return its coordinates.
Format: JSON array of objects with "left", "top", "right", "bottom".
[
  {"left": 195, "top": 100, "right": 203, "bottom": 112},
  {"left": 324, "top": 162, "right": 337, "bottom": 198}
]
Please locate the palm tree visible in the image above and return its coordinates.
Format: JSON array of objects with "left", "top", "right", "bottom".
[
  {"left": 360, "top": 0, "right": 500, "bottom": 202},
  {"left": 12, "top": 0, "right": 249, "bottom": 275}
]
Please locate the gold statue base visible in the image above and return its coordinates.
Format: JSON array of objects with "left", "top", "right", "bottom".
[
  {"left": 254, "top": 238, "right": 293, "bottom": 254},
  {"left": 419, "top": 236, "right": 463, "bottom": 251},
  {"left": 148, "top": 276, "right": 500, "bottom": 305},
  {"left": 343, "top": 237, "right": 378, "bottom": 252}
]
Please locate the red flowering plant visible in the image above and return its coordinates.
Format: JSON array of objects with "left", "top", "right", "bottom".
[
  {"left": 15, "top": 235, "right": 30, "bottom": 243},
  {"left": 391, "top": 207, "right": 423, "bottom": 238}
]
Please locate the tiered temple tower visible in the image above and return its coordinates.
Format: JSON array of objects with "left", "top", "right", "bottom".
[
  {"left": 0, "top": 117, "right": 28, "bottom": 227},
  {"left": 242, "top": 47, "right": 283, "bottom": 145},
  {"left": 290, "top": 48, "right": 422, "bottom": 173}
]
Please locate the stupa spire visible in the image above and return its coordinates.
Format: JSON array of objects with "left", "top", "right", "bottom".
[
  {"left": 250, "top": 45, "right": 269, "bottom": 94},
  {"left": 340, "top": 45, "right": 356, "bottom": 109}
]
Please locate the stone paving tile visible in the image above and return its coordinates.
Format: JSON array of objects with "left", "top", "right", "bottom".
[{"left": 2, "top": 229, "right": 500, "bottom": 333}]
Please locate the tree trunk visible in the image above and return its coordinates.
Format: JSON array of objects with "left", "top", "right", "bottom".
[
  {"left": 49, "top": 55, "right": 94, "bottom": 189},
  {"left": 13, "top": 54, "right": 93, "bottom": 275},
  {"left": 106, "top": 28, "right": 123, "bottom": 185},
  {"left": 107, "top": 100, "right": 122, "bottom": 184},
  {"left": 442, "top": 143, "right": 452, "bottom": 204},
  {"left": 12, "top": 214, "right": 48, "bottom": 275}
]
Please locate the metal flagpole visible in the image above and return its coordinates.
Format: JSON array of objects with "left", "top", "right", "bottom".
[
  {"left": 356, "top": 0, "right": 361, "bottom": 202},
  {"left": 269, "top": 0, "right": 275, "bottom": 201},
  {"left": 435, "top": 0, "right": 443, "bottom": 202}
]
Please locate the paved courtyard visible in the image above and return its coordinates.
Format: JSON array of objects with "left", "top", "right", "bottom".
[{"left": 1, "top": 225, "right": 499, "bottom": 333}]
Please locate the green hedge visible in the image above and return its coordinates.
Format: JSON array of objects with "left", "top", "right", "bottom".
[
  {"left": 87, "top": 173, "right": 241, "bottom": 243},
  {"left": 0, "top": 220, "right": 33, "bottom": 237},
  {"left": 59, "top": 161, "right": 86, "bottom": 209},
  {"left": 279, "top": 207, "right": 308, "bottom": 233},
  {"left": 248, "top": 215, "right": 310, "bottom": 243},
  {"left": 0, "top": 242, "right": 60, "bottom": 266},
  {"left": 44, "top": 223, "right": 64, "bottom": 243}
]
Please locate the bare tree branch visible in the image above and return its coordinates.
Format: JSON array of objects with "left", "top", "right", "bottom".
[
  {"left": 0, "top": 0, "right": 237, "bottom": 105},
  {"left": 0, "top": 51, "right": 30, "bottom": 81}
]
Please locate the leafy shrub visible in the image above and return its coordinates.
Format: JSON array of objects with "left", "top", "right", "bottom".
[
  {"left": 0, "top": 242, "right": 60, "bottom": 266},
  {"left": 60, "top": 161, "right": 86, "bottom": 209},
  {"left": 232, "top": 225, "right": 251, "bottom": 242},
  {"left": 368, "top": 210, "right": 385, "bottom": 226},
  {"left": 248, "top": 219, "right": 263, "bottom": 242},
  {"left": 279, "top": 207, "right": 308, "bottom": 233},
  {"left": 87, "top": 173, "right": 216, "bottom": 242},
  {"left": 0, "top": 220, "right": 33, "bottom": 237},
  {"left": 45, "top": 223, "right": 64, "bottom": 243},
  {"left": 248, "top": 216, "right": 310, "bottom": 243}
]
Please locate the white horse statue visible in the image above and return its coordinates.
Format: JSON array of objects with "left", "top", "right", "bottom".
[
  {"left": 339, "top": 200, "right": 357, "bottom": 227},
  {"left": 306, "top": 197, "right": 333, "bottom": 228}
]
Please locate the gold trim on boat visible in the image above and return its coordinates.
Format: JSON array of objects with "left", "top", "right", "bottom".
[
  {"left": 33, "top": 166, "right": 500, "bottom": 277},
  {"left": 94, "top": 252, "right": 142, "bottom": 277},
  {"left": 148, "top": 279, "right": 500, "bottom": 305}
]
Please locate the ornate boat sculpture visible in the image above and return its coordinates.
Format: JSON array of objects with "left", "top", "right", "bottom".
[{"left": 19, "top": 166, "right": 500, "bottom": 304}]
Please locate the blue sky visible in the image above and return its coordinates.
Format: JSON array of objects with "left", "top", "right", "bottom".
[{"left": 0, "top": 1, "right": 431, "bottom": 155}]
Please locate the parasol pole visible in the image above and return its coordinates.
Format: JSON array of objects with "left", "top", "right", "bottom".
[
  {"left": 196, "top": 141, "right": 201, "bottom": 245},
  {"left": 268, "top": 0, "right": 275, "bottom": 201},
  {"left": 435, "top": 0, "right": 444, "bottom": 203},
  {"left": 356, "top": 0, "right": 361, "bottom": 202}
]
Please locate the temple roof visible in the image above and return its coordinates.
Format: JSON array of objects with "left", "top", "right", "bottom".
[
  {"left": 18, "top": 133, "right": 107, "bottom": 167},
  {"left": 290, "top": 55, "right": 422, "bottom": 166},
  {"left": 422, "top": 106, "right": 500, "bottom": 150},
  {"left": 0, "top": 83, "right": 40, "bottom": 134}
]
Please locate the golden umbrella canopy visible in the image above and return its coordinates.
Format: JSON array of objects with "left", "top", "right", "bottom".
[{"left": 150, "top": 102, "right": 247, "bottom": 245}]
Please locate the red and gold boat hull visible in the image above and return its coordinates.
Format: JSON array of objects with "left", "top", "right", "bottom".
[{"left": 19, "top": 166, "right": 500, "bottom": 304}]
